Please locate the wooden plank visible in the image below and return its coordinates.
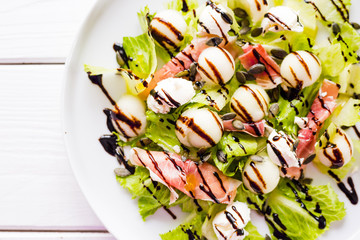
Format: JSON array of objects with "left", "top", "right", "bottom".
[
  {"left": 0, "top": 65, "right": 108, "bottom": 231},
  {"left": 0, "top": 231, "right": 113, "bottom": 240},
  {"left": 0, "top": 0, "right": 96, "bottom": 62}
]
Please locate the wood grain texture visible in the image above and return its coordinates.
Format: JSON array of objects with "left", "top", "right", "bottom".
[
  {"left": 0, "top": 0, "right": 96, "bottom": 62},
  {"left": 0, "top": 65, "right": 109, "bottom": 232},
  {"left": 0, "top": 231, "right": 113, "bottom": 240}
]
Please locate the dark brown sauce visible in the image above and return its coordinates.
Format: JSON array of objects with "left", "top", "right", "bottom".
[
  {"left": 244, "top": 171, "right": 263, "bottom": 194},
  {"left": 146, "top": 150, "right": 168, "bottom": 184},
  {"left": 99, "top": 134, "right": 118, "bottom": 156},
  {"left": 287, "top": 183, "right": 326, "bottom": 229},
  {"left": 232, "top": 206, "right": 245, "bottom": 224},
  {"left": 103, "top": 108, "right": 117, "bottom": 133},
  {"left": 231, "top": 99, "right": 253, "bottom": 123},
  {"left": 265, "top": 12, "right": 291, "bottom": 30},
  {"left": 328, "top": 170, "right": 358, "bottom": 204},
  {"left": 225, "top": 211, "right": 245, "bottom": 236},
  {"left": 329, "top": 0, "right": 349, "bottom": 22},
  {"left": 272, "top": 213, "right": 287, "bottom": 230},
  {"left": 293, "top": 52, "right": 312, "bottom": 79},
  {"left": 250, "top": 161, "right": 266, "bottom": 189},
  {"left": 353, "top": 125, "right": 360, "bottom": 138},
  {"left": 164, "top": 152, "right": 184, "bottom": 174},
  {"left": 181, "top": 0, "right": 189, "bottom": 12},
  {"left": 111, "top": 109, "right": 142, "bottom": 137},
  {"left": 242, "top": 85, "right": 266, "bottom": 114},
  {"left": 178, "top": 116, "right": 216, "bottom": 146},
  {"left": 267, "top": 140, "right": 289, "bottom": 167},
  {"left": 323, "top": 147, "right": 345, "bottom": 168},
  {"left": 252, "top": 49, "right": 279, "bottom": 84},
  {"left": 196, "top": 164, "right": 220, "bottom": 203},
  {"left": 113, "top": 43, "right": 130, "bottom": 68},
  {"left": 87, "top": 74, "right": 117, "bottom": 106},
  {"left": 209, "top": 14, "right": 229, "bottom": 45},
  {"left": 317, "top": 94, "right": 331, "bottom": 113},
  {"left": 115, "top": 147, "right": 135, "bottom": 174},
  {"left": 304, "top": 0, "right": 327, "bottom": 21},
  {"left": 161, "top": 89, "right": 181, "bottom": 107},
  {"left": 142, "top": 181, "right": 177, "bottom": 219},
  {"left": 213, "top": 171, "right": 227, "bottom": 193},
  {"left": 232, "top": 136, "right": 247, "bottom": 154},
  {"left": 204, "top": 58, "right": 224, "bottom": 85}
]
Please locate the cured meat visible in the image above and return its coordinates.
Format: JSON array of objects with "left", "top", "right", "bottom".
[
  {"left": 129, "top": 147, "right": 241, "bottom": 204},
  {"left": 138, "top": 37, "right": 242, "bottom": 99},
  {"left": 296, "top": 80, "right": 340, "bottom": 159},
  {"left": 239, "top": 44, "right": 282, "bottom": 89},
  {"left": 223, "top": 119, "right": 265, "bottom": 137}
]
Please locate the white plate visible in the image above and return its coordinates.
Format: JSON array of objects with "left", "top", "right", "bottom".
[{"left": 63, "top": 0, "right": 360, "bottom": 239}]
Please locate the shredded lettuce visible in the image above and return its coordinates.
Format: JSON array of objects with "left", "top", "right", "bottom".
[
  {"left": 316, "top": 43, "right": 346, "bottom": 78},
  {"left": 338, "top": 63, "right": 360, "bottom": 97},
  {"left": 160, "top": 213, "right": 205, "bottom": 240},
  {"left": 265, "top": 179, "right": 346, "bottom": 240}
]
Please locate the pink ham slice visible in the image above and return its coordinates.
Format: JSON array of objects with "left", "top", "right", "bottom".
[
  {"left": 138, "top": 37, "right": 242, "bottom": 100},
  {"left": 129, "top": 147, "right": 241, "bottom": 204},
  {"left": 296, "top": 79, "right": 340, "bottom": 160},
  {"left": 223, "top": 119, "right": 265, "bottom": 137},
  {"left": 239, "top": 44, "right": 282, "bottom": 89}
]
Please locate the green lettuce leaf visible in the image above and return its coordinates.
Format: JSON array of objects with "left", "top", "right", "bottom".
[
  {"left": 271, "top": 81, "right": 321, "bottom": 135},
  {"left": 235, "top": 184, "right": 267, "bottom": 212},
  {"left": 201, "top": 204, "right": 227, "bottom": 240},
  {"left": 244, "top": 222, "right": 264, "bottom": 240},
  {"left": 265, "top": 179, "right": 346, "bottom": 240},
  {"left": 316, "top": 43, "right": 346, "bottom": 77},
  {"left": 213, "top": 132, "right": 258, "bottom": 176},
  {"left": 145, "top": 110, "right": 183, "bottom": 153},
  {"left": 117, "top": 167, "right": 172, "bottom": 219},
  {"left": 331, "top": 97, "right": 360, "bottom": 127},
  {"left": 160, "top": 213, "right": 205, "bottom": 240},
  {"left": 304, "top": 0, "right": 351, "bottom": 24},
  {"left": 338, "top": 63, "right": 360, "bottom": 97}
]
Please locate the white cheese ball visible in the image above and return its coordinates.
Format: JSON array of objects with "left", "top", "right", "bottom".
[
  {"left": 281, "top": 51, "right": 321, "bottom": 89},
  {"left": 212, "top": 202, "right": 251, "bottom": 240},
  {"left": 147, "top": 78, "right": 195, "bottom": 114},
  {"left": 242, "top": 155, "right": 280, "bottom": 194},
  {"left": 198, "top": 4, "right": 232, "bottom": 40},
  {"left": 197, "top": 47, "right": 235, "bottom": 86},
  {"left": 112, "top": 95, "right": 147, "bottom": 141},
  {"left": 267, "top": 130, "right": 300, "bottom": 168},
  {"left": 242, "top": 0, "right": 270, "bottom": 23},
  {"left": 230, "top": 84, "right": 270, "bottom": 122},
  {"left": 317, "top": 128, "right": 353, "bottom": 169},
  {"left": 150, "top": 10, "right": 187, "bottom": 49},
  {"left": 261, "top": 6, "right": 304, "bottom": 33},
  {"left": 175, "top": 108, "right": 223, "bottom": 148}
]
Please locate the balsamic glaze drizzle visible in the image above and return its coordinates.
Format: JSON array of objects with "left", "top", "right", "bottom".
[{"left": 328, "top": 170, "right": 358, "bottom": 204}]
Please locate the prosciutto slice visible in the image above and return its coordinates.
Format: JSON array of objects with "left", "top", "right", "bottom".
[
  {"left": 129, "top": 147, "right": 241, "bottom": 204},
  {"left": 239, "top": 44, "right": 282, "bottom": 89},
  {"left": 296, "top": 79, "right": 340, "bottom": 159},
  {"left": 223, "top": 119, "right": 266, "bottom": 137}
]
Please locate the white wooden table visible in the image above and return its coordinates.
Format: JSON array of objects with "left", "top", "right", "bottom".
[{"left": 0, "top": 0, "right": 115, "bottom": 239}]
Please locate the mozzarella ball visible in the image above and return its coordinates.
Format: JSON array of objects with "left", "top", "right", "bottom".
[
  {"left": 147, "top": 78, "right": 195, "bottom": 114},
  {"left": 198, "top": 3, "right": 232, "bottom": 40},
  {"left": 175, "top": 108, "right": 223, "bottom": 148},
  {"left": 317, "top": 128, "right": 353, "bottom": 168},
  {"left": 212, "top": 202, "right": 251, "bottom": 240},
  {"left": 261, "top": 6, "right": 304, "bottom": 33},
  {"left": 242, "top": 155, "right": 280, "bottom": 194},
  {"left": 242, "top": 0, "right": 270, "bottom": 23},
  {"left": 281, "top": 51, "right": 321, "bottom": 89},
  {"left": 197, "top": 47, "right": 235, "bottom": 86},
  {"left": 230, "top": 84, "right": 270, "bottom": 122},
  {"left": 150, "top": 10, "right": 187, "bottom": 49},
  {"left": 267, "top": 130, "right": 300, "bottom": 168},
  {"left": 111, "top": 95, "right": 147, "bottom": 141}
]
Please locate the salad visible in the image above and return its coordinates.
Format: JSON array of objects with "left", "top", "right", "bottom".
[{"left": 85, "top": 0, "right": 360, "bottom": 239}]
